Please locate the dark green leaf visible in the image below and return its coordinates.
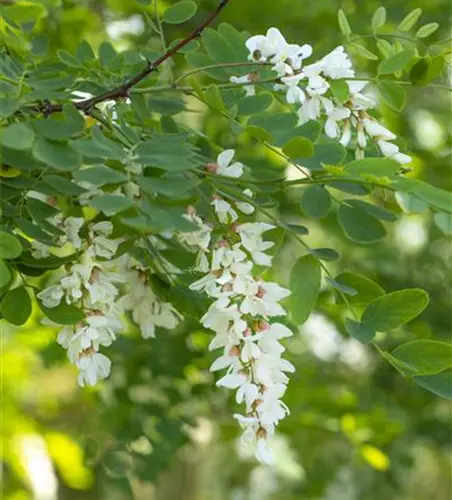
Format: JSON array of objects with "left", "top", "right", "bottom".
[
  {"left": 338, "top": 201, "right": 386, "bottom": 244},
  {"left": 335, "top": 272, "right": 385, "bottom": 305},
  {"left": 0, "top": 260, "right": 12, "bottom": 287},
  {"left": 345, "top": 200, "right": 398, "bottom": 221},
  {"left": 345, "top": 318, "right": 376, "bottom": 343},
  {"left": 311, "top": 248, "right": 340, "bottom": 261},
  {"left": 89, "top": 194, "right": 133, "bottom": 216},
  {"left": 38, "top": 300, "right": 85, "bottom": 325},
  {"left": 42, "top": 175, "right": 87, "bottom": 196},
  {"left": 148, "top": 95, "right": 186, "bottom": 115},
  {"left": 413, "top": 371, "right": 452, "bottom": 400},
  {"left": 0, "top": 286, "right": 31, "bottom": 325},
  {"left": 73, "top": 166, "right": 128, "bottom": 187}
]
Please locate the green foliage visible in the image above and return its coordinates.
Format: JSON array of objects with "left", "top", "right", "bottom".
[
  {"left": 0, "top": 1, "right": 450, "bottom": 497},
  {"left": 361, "top": 289, "right": 430, "bottom": 332},
  {"left": 289, "top": 254, "right": 321, "bottom": 325}
]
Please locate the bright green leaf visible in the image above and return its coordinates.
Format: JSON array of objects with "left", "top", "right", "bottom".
[
  {"left": 371, "top": 6, "right": 386, "bottom": 32},
  {"left": 378, "top": 81, "right": 406, "bottom": 111},
  {"left": 378, "top": 50, "right": 415, "bottom": 75},
  {"left": 163, "top": 1, "right": 197, "bottom": 24},
  {"left": 398, "top": 8, "right": 422, "bottom": 31},
  {"left": 289, "top": 255, "right": 321, "bottom": 325},
  {"left": 283, "top": 137, "right": 314, "bottom": 159},
  {"left": 362, "top": 288, "right": 429, "bottom": 331},
  {"left": 391, "top": 340, "right": 452, "bottom": 376},
  {"left": 0, "top": 231, "right": 23, "bottom": 259},
  {"left": 416, "top": 22, "right": 439, "bottom": 39},
  {"left": 338, "top": 9, "right": 352, "bottom": 36}
]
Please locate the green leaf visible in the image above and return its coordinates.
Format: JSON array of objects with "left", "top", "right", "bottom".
[
  {"left": 33, "top": 138, "right": 82, "bottom": 171},
  {"left": 329, "top": 79, "right": 350, "bottom": 102},
  {"left": 38, "top": 300, "right": 85, "bottom": 325},
  {"left": 0, "top": 286, "right": 31, "bottom": 325},
  {"left": 393, "top": 179, "right": 452, "bottom": 213},
  {"left": 352, "top": 43, "right": 379, "bottom": 61},
  {"left": 395, "top": 191, "right": 428, "bottom": 214},
  {"left": 76, "top": 40, "right": 95, "bottom": 63},
  {"left": 237, "top": 94, "right": 273, "bottom": 115},
  {"left": 311, "top": 248, "right": 339, "bottom": 261},
  {"left": 14, "top": 218, "right": 54, "bottom": 245},
  {"left": 0, "top": 260, "right": 12, "bottom": 287},
  {"left": 0, "top": 231, "right": 23, "bottom": 259},
  {"left": 326, "top": 277, "right": 356, "bottom": 295},
  {"left": 301, "top": 185, "right": 331, "bottom": 218},
  {"left": 138, "top": 175, "right": 200, "bottom": 198},
  {"left": 378, "top": 50, "right": 415, "bottom": 75},
  {"left": 1, "top": 123, "right": 35, "bottom": 150},
  {"left": 4, "top": 2, "right": 47, "bottom": 24},
  {"left": 202, "top": 28, "right": 237, "bottom": 66},
  {"left": 345, "top": 318, "right": 376, "bottom": 343},
  {"left": 185, "top": 53, "right": 228, "bottom": 80},
  {"left": 41, "top": 175, "right": 87, "bottom": 196},
  {"left": 409, "top": 58, "right": 429, "bottom": 85},
  {"left": 344, "top": 158, "right": 400, "bottom": 178},
  {"left": 0, "top": 97, "right": 19, "bottom": 119},
  {"left": 335, "top": 272, "right": 385, "bottom": 305},
  {"left": 391, "top": 340, "right": 452, "bottom": 376},
  {"left": 338, "top": 9, "right": 352, "bottom": 36},
  {"left": 398, "top": 8, "right": 422, "bottom": 31},
  {"left": 413, "top": 372, "right": 452, "bottom": 400},
  {"left": 26, "top": 197, "right": 59, "bottom": 222},
  {"left": 73, "top": 166, "right": 128, "bottom": 187},
  {"left": 163, "top": 1, "right": 197, "bottom": 24},
  {"left": 204, "top": 84, "right": 225, "bottom": 111},
  {"left": 282, "top": 137, "right": 314, "bottom": 159},
  {"left": 376, "top": 39, "right": 393, "bottom": 59},
  {"left": 148, "top": 95, "right": 186, "bottom": 115},
  {"left": 338, "top": 201, "right": 386, "bottom": 244},
  {"left": 416, "top": 23, "right": 439, "bottom": 39},
  {"left": 57, "top": 49, "right": 81, "bottom": 68},
  {"left": 89, "top": 194, "right": 133, "bottom": 216},
  {"left": 302, "top": 142, "right": 347, "bottom": 171},
  {"left": 289, "top": 255, "right": 321, "bottom": 325},
  {"left": 371, "top": 6, "right": 386, "bottom": 32},
  {"left": 434, "top": 212, "right": 452, "bottom": 235},
  {"left": 344, "top": 200, "right": 398, "bottom": 221},
  {"left": 32, "top": 117, "right": 83, "bottom": 141},
  {"left": 378, "top": 81, "right": 406, "bottom": 111},
  {"left": 361, "top": 288, "right": 429, "bottom": 331}
]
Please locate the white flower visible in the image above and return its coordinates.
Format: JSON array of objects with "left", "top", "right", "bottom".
[
  {"left": 230, "top": 75, "right": 255, "bottom": 96},
  {"left": 31, "top": 241, "right": 52, "bottom": 259},
  {"left": 216, "top": 149, "right": 244, "bottom": 178},
  {"left": 180, "top": 213, "right": 212, "bottom": 251},
  {"left": 63, "top": 217, "right": 84, "bottom": 249},
  {"left": 324, "top": 107, "right": 351, "bottom": 138},
  {"left": 362, "top": 118, "right": 397, "bottom": 140},
  {"left": 281, "top": 73, "right": 306, "bottom": 104},
  {"left": 236, "top": 189, "right": 255, "bottom": 215},
  {"left": 77, "top": 352, "right": 111, "bottom": 387},
  {"left": 347, "top": 80, "right": 376, "bottom": 109},
  {"left": 38, "top": 285, "right": 64, "bottom": 308},
  {"left": 320, "top": 46, "right": 355, "bottom": 79},
  {"left": 339, "top": 120, "right": 352, "bottom": 147},
  {"left": 255, "top": 437, "right": 273, "bottom": 465},
  {"left": 393, "top": 152, "right": 412, "bottom": 165},
  {"left": 212, "top": 198, "right": 238, "bottom": 224},
  {"left": 246, "top": 27, "right": 287, "bottom": 61}
]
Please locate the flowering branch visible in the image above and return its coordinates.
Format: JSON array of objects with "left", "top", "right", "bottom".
[{"left": 38, "top": 0, "right": 232, "bottom": 115}]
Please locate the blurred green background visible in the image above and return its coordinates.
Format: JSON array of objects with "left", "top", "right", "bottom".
[{"left": 1, "top": 0, "right": 451, "bottom": 499}]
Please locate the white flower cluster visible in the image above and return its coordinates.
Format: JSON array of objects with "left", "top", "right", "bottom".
[
  {"left": 233, "top": 27, "right": 411, "bottom": 164},
  {"left": 37, "top": 220, "right": 180, "bottom": 386},
  {"left": 185, "top": 150, "right": 294, "bottom": 464}
]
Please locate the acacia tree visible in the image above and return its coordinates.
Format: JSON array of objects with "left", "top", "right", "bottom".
[{"left": 1, "top": 0, "right": 451, "bottom": 469}]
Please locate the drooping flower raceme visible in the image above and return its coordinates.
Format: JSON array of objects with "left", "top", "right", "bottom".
[
  {"left": 183, "top": 149, "right": 294, "bottom": 464},
  {"left": 231, "top": 27, "right": 412, "bottom": 165}
]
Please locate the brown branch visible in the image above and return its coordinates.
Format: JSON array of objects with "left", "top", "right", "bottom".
[{"left": 43, "top": 0, "right": 231, "bottom": 115}]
